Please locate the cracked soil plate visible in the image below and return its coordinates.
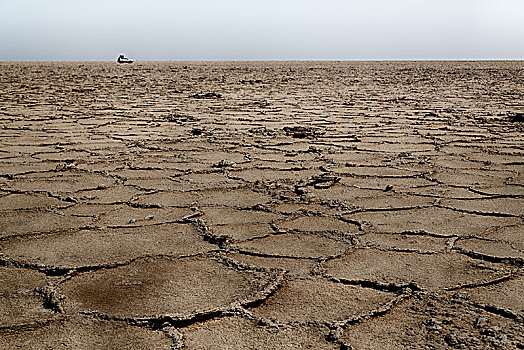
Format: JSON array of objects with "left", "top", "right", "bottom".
[
  {"left": 0, "top": 316, "right": 173, "bottom": 350},
  {"left": 57, "top": 256, "right": 281, "bottom": 319},
  {"left": 251, "top": 277, "right": 394, "bottom": 323},
  {"left": 322, "top": 249, "right": 512, "bottom": 291},
  {"left": 1, "top": 223, "right": 216, "bottom": 268},
  {"left": 182, "top": 315, "right": 337, "bottom": 349}
]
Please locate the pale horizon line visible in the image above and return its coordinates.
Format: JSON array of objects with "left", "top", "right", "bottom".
[{"left": 2, "top": 58, "right": 523, "bottom": 63}]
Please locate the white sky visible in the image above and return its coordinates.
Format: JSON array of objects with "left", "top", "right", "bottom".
[{"left": 0, "top": 0, "right": 523, "bottom": 60}]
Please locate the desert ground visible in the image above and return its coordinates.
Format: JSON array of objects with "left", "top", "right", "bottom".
[{"left": 0, "top": 61, "right": 523, "bottom": 349}]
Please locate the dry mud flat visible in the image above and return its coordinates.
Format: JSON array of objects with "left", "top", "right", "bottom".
[{"left": 0, "top": 61, "right": 523, "bottom": 349}]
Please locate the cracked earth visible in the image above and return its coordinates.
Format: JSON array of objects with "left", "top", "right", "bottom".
[{"left": 0, "top": 61, "right": 523, "bottom": 349}]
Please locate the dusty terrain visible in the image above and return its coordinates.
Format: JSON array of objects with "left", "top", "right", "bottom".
[{"left": 0, "top": 61, "right": 523, "bottom": 349}]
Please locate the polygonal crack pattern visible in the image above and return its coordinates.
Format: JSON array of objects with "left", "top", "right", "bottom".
[
  {"left": 0, "top": 61, "right": 523, "bottom": 348},
  {"left": 340, "top": 293, "right": 524, "bottom": 349}
]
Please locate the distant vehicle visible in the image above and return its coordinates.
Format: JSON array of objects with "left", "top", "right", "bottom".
[{"left": 117, "top": 54, "right": 133, "bottom": 64}]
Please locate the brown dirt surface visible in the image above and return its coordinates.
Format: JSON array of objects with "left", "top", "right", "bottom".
[
  {"left": 181, "top": 315, "right": 337, "bottom": 349},
  {"left": 57, "top": 256, "right": 282, "bottom": 320},
  {"left": 0, "top": 316, "right": 174, "bottom": 349},
  {"left": 0, "top": 61, "right": 523, "bottom": 348}
]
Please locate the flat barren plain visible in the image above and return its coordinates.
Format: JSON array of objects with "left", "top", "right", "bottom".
[{"left": 0, "top": 61, "right": 523, "bottom": 349}]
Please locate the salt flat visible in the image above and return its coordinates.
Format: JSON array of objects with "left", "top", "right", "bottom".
[{"left": 0, "top": 61, "right": 523, "bottom": 349}]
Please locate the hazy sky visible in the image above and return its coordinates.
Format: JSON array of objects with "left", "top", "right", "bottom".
[{"left": 1, "top": 0, "right": 523, "bottom": 60}]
